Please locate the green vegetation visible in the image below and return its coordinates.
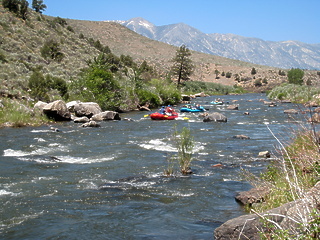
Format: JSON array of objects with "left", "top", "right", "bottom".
[
  {"left": 28, "top": 71, "right": 68, "bottom": 102},
  {"left": 170, "top": 45, "right": 194, "bottom": 87},
  {"left": 40, "top": 39, "right": 64, "bottom": 62},
  {"left": 164, "top": 126, "right": 195, "bottom": 176},
  {"left": 31, "top": 0, "right": 46, "bottom": 13},
  {"left": 175, "top": 126, "right": 194, "bottom": 175},
  {"left": 287, "top": 68, "right": 304, "bottom": 85},
  {"left": 2, "top": 0, "right": 29, "bottom": 20},
  {"left": 0, "top": 99, "right": 50, "bottom": 127},
  {"left": 267, "top": 83, "right": 320, "bottom": 103}
]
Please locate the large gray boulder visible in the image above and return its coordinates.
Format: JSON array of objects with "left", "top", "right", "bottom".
[
  {"left": 203, "top": 112, "right": 227, "bottom": 122},
  {"left": 34, "top": 101, "right": 47, "bottom": 112},
  {"left": 91, "top": 111, "right": 121, "bottom": 121},
  {"left": 73, "top": 102, "right": 102, "bottom": 118},
  {"left": 214, "top": 182, "right": 320, "bottom": 240},
  {"left": 43, "top": 100, "right": 71, "bottom": 121}
]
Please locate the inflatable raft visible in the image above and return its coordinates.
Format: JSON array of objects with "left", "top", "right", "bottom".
[{"left": 150, "top": 112, "right": 178, "bottom": 120}]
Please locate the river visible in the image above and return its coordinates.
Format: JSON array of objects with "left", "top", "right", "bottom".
[{"left": 0, "top": 93, "right": 311, "bottom": 239}]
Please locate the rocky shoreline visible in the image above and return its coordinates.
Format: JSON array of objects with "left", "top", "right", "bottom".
[{"left": 214, "top": 183, "right": 320, "bottom": 239}]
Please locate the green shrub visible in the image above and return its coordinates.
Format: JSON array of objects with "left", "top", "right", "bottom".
[
  {"left": 287, "top": 68, "right": 304, "bottom": 85},
  {"left": 40, "top": 39, "right": 64, "bottom": 62},
  {"left": 136, "top": 89, "right": 161, "bottom": 107},
  {"left": 28, "top": 70, "right": 50, "bottom": 101}
]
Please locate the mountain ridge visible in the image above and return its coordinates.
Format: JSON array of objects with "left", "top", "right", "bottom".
[{"left": 115, "top": 17, "right": 320, "bottom": 70}]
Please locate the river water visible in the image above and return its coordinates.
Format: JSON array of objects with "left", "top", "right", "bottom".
[{"left": 0, "top": 93, "right": 312, "bottom": 239}]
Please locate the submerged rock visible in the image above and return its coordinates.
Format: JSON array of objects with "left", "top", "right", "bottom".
[{"left": 233, "top": 135, "right": 250, "bottom": 140}]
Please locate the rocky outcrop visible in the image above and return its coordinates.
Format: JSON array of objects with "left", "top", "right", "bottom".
[
  {"left": 43, "top": 100, "right": 71, "bottom": 121},
  {"left": 91, "top": 111, "right": 121, "bottom": 121},
  {"left": 214, "top": 182, "right": 320, "bottom": 240},
  {"left": 73, "top": 102, "right": 102, "bottom": 118},
  {"left": 203, "top": 112, "right": 227, "bottom": 122}
]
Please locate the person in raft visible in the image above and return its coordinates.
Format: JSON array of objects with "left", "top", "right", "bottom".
[
  {"left": 159, "top": 106, "right": 166, "bottom": 114},
  {"left": 165, "top": 105, "right": 174, "bottom": 116}
]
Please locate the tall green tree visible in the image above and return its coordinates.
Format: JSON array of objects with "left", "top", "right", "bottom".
[
  {"left": 287, "top": 68, "right": 304, "bottom": 85},
  {"left": 171, "top": 45, "right": 194, "bottom": 87},
  {"left": 32, "top": 0, "right": 46, "bottom": 13}
]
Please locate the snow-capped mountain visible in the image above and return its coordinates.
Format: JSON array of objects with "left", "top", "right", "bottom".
[{"left": 114, "top": 17, "right": 320, "bottom": 70}]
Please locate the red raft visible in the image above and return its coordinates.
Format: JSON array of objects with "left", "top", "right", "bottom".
[{"left": 150, "top": 112, "right": 178, "bottom": 120}]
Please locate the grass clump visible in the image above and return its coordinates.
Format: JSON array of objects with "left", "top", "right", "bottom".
[
  {"left": 0, "top": 99, "right": 50, "bottom": 127},
  {"left": 164, "top": 126, "right": 194, "bottom": 176}
]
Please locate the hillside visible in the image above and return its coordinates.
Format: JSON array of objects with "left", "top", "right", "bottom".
[{"left": 0, "top": 4, "right": 319, "bottom": 102}]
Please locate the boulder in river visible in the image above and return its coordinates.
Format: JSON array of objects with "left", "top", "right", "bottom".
[
  {"left": 203, "top": 112, "right": 227, "bottom": 122},
  {"left": 258, "top": 151, "right": 271, "bottom": 158},
  {"left": 81, "top": 120, "right": 100, "bottom": 128},
  {"left": 73, "top": 102, "right": 102, "bottom": 118},
  {"left": 91, "top": 111, "right": 121, "bottom": 121},
  {"left": 43, "top": 100, "right": 71, "bottom": 121},
  {"left": 74, "top": 116, "right": 90, "bottom": 123},
  {"left": 226, "top": 104, "right": 239, "bottom": 110}
]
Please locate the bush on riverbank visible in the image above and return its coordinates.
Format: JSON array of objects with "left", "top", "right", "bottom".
[{"left": 267, "top": 83, "right": 320, "bottom": 104}]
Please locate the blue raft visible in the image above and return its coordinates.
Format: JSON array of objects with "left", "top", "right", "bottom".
[{"left": 180, "top": 106, "right": 206, "bottom": 112}]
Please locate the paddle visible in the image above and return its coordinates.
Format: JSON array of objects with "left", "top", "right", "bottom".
[{"left": 144, "top": 114, "right": 149, "bottom": 117}]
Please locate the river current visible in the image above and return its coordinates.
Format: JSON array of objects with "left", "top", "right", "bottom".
[{"left": 0, "top": 93, "right": 311, "bottom": 239}]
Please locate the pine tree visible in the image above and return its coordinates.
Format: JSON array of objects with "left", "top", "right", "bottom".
[
  {"left": 32, "top": 0, "right": 47, "bottom": 13},
  {"left": 171, "top": 45, "right": 194, "bottom": 87}
]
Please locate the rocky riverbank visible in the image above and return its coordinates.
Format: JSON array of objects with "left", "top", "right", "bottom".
[{"left": 214, "top": 182, "right": 320, "bottom": 239}]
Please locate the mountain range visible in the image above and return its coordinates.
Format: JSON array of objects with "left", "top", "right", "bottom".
[{"left": 114, "top": 17, "right": 320, "bottom": 70}]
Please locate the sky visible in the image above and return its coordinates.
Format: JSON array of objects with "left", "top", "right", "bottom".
[{"left": 37, "top": 0, "right": 319, "bottom": 44}]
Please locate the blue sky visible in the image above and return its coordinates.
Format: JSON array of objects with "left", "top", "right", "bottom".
[{"left": 37, "top": 0, "right": 319, "bottom": 44}]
